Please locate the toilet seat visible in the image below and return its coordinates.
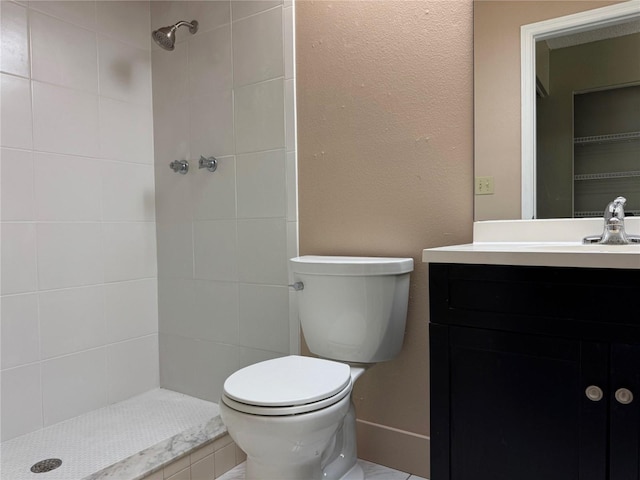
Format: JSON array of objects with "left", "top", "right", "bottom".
[{"left": 222, "top": 355, "right": 352, "bottom": 416}]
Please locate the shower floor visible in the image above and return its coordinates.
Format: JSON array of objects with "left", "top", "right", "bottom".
[{"left": 0, "top": 388, "right": 223, "bottom": 480}]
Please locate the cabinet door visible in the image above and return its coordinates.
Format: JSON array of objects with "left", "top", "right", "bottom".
[
  {"left": 610, "top": 343, "right": 640, "bottom": 480},
  {"left": 430, "top": 325, "right": 608, "bottom": 480}
]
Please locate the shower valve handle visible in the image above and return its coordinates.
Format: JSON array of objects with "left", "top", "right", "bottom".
[
  {"left": 199, "top": 156, "right": 218, "bottom": 172},
  {"left": 169, "top": 160, "right": 189, "bottom": 174}
]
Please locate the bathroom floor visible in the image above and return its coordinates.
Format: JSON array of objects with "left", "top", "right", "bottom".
[{"left": 217, "top": 460, "right": 428, "bottom": 480}]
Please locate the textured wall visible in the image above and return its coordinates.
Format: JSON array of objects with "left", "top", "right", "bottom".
[{"left": 296, "top": 1, "right": 474, "bottom": 476}]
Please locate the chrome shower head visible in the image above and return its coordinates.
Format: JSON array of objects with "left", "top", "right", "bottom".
[{"left": 152, "top": 20, "right": 198, "bottom": 51}]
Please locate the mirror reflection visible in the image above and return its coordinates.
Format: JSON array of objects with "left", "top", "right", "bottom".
[
  {"left": 536, "top": 23, "right": 640, "bottom": 218},
  {"left": 473, "top": 1, "right": 640, "bottom": 221}
]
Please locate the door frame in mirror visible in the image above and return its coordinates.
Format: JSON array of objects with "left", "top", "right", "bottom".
[{"left": 520, "top": 0, "right": 640, "bottom": 219}]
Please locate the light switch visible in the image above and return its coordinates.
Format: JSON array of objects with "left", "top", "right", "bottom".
[{"left": 475, "top": 176, "right": 494, "bottom": 195}]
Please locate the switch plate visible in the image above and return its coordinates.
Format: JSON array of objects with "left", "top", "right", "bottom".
[{"left": 475, "top": 176, "right": 494, "bottom": 195}]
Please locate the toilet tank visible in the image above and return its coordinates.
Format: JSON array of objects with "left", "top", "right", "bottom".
[{"left": 290, "top": 256, "right": 413, "bottom": 363}]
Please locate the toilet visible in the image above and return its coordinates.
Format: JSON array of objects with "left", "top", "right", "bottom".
[{"left": 219, "top": 256, "right": 413, "bottom": 480}]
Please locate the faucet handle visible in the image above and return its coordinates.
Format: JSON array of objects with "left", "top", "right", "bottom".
[
  {"left": 198, "top": 156, "right": 218, "bottom": 172},
  {"left": 169, "top": 160, "right": 189, "bottom": 174}
]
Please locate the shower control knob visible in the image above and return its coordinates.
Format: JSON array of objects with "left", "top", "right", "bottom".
[
  {"left": 169, "top": 160, "right": 189, "bottom": 174},
  {"left": 615, "top": 388, "right": 634, "bottom": 405},
  {"left": 198, "top": 156, "right": 218, "bottom": 172},
  {"left": 585, "top": 385, "right": 603, "bottom": 402}
]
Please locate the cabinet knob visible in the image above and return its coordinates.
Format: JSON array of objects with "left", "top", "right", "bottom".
[
  {"left": 585, "top": 385, "right": 604, "bottom": 402},
  {"left": 615, "top": 388, "right": 634, "bottom": 405}
]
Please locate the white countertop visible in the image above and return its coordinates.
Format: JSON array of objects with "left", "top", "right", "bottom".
[{"left": 422, "top": 218, "right": 640, "bottom": 270}]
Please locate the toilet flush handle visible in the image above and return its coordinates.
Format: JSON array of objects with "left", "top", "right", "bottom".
[{"left": 289, "top": 282, "right": 304, "bottom": 291}]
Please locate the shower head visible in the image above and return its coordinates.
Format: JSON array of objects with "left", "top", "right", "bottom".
[{"left": 152, "top": 20, "right": 198, "bottom": 51}]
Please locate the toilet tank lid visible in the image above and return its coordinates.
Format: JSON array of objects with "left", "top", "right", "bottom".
[
  {"left": 223, "top": 355, "right": 352, "bottom": 407},
  {"left": 290, "top": 256, "right": 414, "bottom": 276}
]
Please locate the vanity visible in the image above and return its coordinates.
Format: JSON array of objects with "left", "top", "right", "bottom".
[{"left": 423, "top": 218, "right": 640, "bottom": 480}]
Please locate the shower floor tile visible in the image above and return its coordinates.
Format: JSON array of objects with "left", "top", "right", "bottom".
[{"left": 1, "top": 388, "right": 220, "bottom": 480}]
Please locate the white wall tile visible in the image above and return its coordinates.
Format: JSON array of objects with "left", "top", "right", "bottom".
[
  {"left": 286, "top": 220, "right": 298, "bottom": 273},
  {"left": 236, "top": 149, "right": 286, "bottom": 218},
  {"left": 154, "top": 161, "right": 193, "bottom": 223},
  {"left": 98, "top": 35, "right": 152, "bottom": 106},
  {"left": 286, "top": 151, "right": 297, "bottom": 221},
  {"left": 191, "top": 155, "right": 236, "bottom": 221},
  {"left": 152, "top": 43, "right": 188, "bottom": 107},
  {"left": 159, "top": 333, "right": 238, "bottom": 402},
  {"left": 1, "top": 223, "right": 37, "bottom": 295},
  {"left": 288, "top": 273, "right": 300, "bottom": 354},
  {"left": 193, "top": 220, "right": 237, "bottom": 281},
  {"left": 101, "top": 161, "right": 156, "bottom": 221},
  {"left": 232, "top": 7, "right": 283, "bottom": 87},
  {"left": 32, "top": 81, "right": 99, "bottom": 157},
  {"left": 167, "top": 466, "right": 190, "bottom": 480},
  {"left": 0, "top": 74, "right": 32, "bottom": 149},
  {"left": 30, "top": 1, "right": 97, "bottom": 30},
  {"left": 1, "top": 364, "right": 43, "bottom": 441},
  {"left": 239, "top": 284, "right": 289, "bottom": 353},
  {"left": 285, "top": 78, "right": 295, "bottom": 151},
  {"left": 38, "top": 286, "right": 106, "bottom": 360},
  {"left": 187, "top": 1, "right": 231, "bottom": 33},
  {"left": 234, "top": 78, "right": 284, "bottom": 154},
  {"left": 190, "top": 453, "right": 215, "bottom": 480},
  {"left": 107, "top": 335, "right": 159, "bottom": 404},
  {"left": 37, "top": 223, "right": 104, "bottom": 290},
  {"left": 105, "top": 279, "right": 158, "bottom": 343},
  {"left": 0, "top": 1, "right": 30, "bottom": 77},
  {"left": 30, "top": 11, "right": 98, "bottom": 93},
  {"left": 193, "top": 280, "right": 239, "bottom": 344},
  {"left": 1, "top": 148, "right": 35, "bottom": 221},
  {"left": 99, "top": 97, "right": 154, "bottom": 164},
  {"left": 237, "top": 218, "right": 288, "bottom": 284},
  {"left": 1, "top": 294, "right": 39, "bottom": 370},
  {"left": 103, "top": 222, "right": 158, "bottom": 282},
  {"left": 154, "top": 0, "right": 296, "bottom": 399},
  {"left": 34, "top": 152, "right": 102, "bottom": 221},
  {"left": 41, "top": 348, "right": 108, "bottom": 426},
  {"left": 231, "top": 0, "right": 281, "bottom": 21},
  {"left": 158, "top": 278, "right": 196, "bottom": 337},
  {"left": 97, "top": 1, "right": 151, "bottom": 50},
  {"left": 156, "top": 222, "right": 194, "bottom": 279},
  {"left": 189, "top": 89, "right": 234, "bottom": 157},
  {"left": 238, "top": 346, "right": 283, "bottom": 370},
  {"left": 283, "top": 6, "right": 294, "bottom": 80},
  {"left": 188, "top": 25, "right": 232, "bottom": 98},
  {"left": 214, "top": 442, "right": 237, "bottom": 478},
  {"left": 0, "top": 0, "right": 159, "bottom": 437},
  {"left": 152, "top": 98, "right": 190, "bottom": 167}
]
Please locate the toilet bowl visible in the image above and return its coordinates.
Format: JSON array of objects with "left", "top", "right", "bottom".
[
  {"left": 220, "top": 256, "right": 413, "bottom": 480},
  {"left": 220, "top": 355, "right": 365, "bottom": 480}
]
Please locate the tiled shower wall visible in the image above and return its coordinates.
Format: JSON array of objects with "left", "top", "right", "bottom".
[
  {"left": 151, "top": 0, "right": 297, "bottom": 402},
  {"left": 0, "top": 1, "right": 158, "bottom": 441}
]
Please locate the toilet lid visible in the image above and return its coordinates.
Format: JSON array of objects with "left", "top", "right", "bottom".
[{"left": 223, "top": 355, "right": 351, "bottom": 408}]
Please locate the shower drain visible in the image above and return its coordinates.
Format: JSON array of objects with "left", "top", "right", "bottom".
[{"left": 30, "top": 458, "right": 62, "bottom": 473}]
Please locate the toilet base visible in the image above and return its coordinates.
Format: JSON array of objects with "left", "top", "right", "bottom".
[{"left": 340, "top": 462, "right": 365, "bottom": 480}]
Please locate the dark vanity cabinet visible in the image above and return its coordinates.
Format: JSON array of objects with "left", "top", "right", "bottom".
[{"left": 429, "top": 263, "right": 640, "bottom": 480}]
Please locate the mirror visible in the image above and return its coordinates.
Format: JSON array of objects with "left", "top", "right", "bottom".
[{"left": 474, "top": 0, "right": 640, "bottom": 221}]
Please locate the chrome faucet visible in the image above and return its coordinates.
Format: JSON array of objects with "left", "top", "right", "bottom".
[{"left": 583, "top": 196, "right": 640, "bottom": 245}]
